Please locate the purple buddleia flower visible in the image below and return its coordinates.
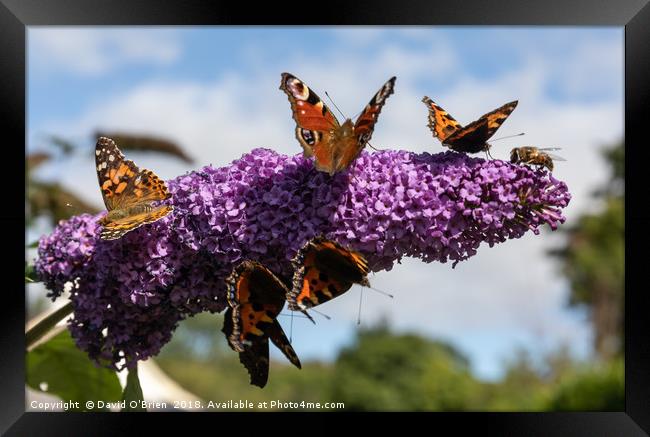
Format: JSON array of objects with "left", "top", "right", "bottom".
[{"left": 35, "top": 148, "right": 570, "bottom": 370}]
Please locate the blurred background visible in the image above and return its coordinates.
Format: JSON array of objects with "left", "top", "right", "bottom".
[{"left": 26, "top": 27, "right": 623, "bottom": 410}]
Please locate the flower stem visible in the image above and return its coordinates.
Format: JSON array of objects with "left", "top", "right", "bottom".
[{"left": 26, "top": 301, "right": 73, "bottom": 350}]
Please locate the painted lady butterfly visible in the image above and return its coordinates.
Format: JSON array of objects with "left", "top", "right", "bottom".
[
  {"left": 280, "top": 73, "right": 396, "bottom": 175},
  {"left": 95, "top": 137, "right": 173, "bottom": 240},
  {"left": 288, "top": 236, "right": 370, "bottom": 321},
  {"left": 422, "top": 97, "right": 518, "bottom": 155},
  {"left": 222, "top": 260, "right": 301, "bottom": 388}
]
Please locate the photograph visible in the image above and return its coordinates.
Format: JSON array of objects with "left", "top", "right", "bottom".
[{"left": 23, "top": 25, "right": 626, "bottom": 414}]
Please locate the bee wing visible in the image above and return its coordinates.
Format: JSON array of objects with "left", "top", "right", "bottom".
[
  {"left": 546, "top": 153, "right": 566, "bottom": 161},
  {"left": 537, "top": 147, "right": 562, "bottom": 151}
]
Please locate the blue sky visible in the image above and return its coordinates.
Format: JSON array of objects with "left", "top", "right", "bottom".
[{"left": 27, "top": 26, "right": 623, "bottom": 380}]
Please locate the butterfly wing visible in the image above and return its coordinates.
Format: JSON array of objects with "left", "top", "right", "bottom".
[
  {"left": 321, "top": 76, "right": 397, "bottom": 173},
  {"left": 444, "top": 100, "right": 518, "bottom": 152},
  {"left": 239, "top": 336, "right": 271, "bottom": 388},
  {"left": 422, "top": 96, "right": 463, "bottom": 142},
  {"left": 223, "top": 261, "right": 300, "bottom": 387},
  {"left": 289, "top": 237, "right": 370, "bottom": 311},
  {"left": 99, "top": 205, "right": 173, "bottom": 240},
  {"left": 268, "top": 319, "right": 301, "bottom": 369},
  {"left": 280, "top": 73, "right": 340, "bottom": 158},
  {"left": 96, "top": 137, "right": 172, "bottom": 211},
  {"left": 95, "top": 137, "right": 173, "bottom": 239}
]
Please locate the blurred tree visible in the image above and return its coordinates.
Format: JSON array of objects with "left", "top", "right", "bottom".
[
  {"left": 329, "top": 320, "right": 480, "bottom": 411},
  {"left": 26, "top": 147, "right": 100, "bottom": 227},
  {"left": 546, "top": 359, "right": 624, "bottom": 411},
  {"left": 155, "top": 314, "right": 624, "bottom": 411},
  {"left": 93, "top": 131, "right": 194, "bottom": 164},
  {"left": 156, "top": 313, "right": 329, "bottom": 409},
  {"left": 478, "top": 348, "right": 550, "bottom": 411},
  {"left": 549, "top": 142, "right": 624, "bottom": 360}
]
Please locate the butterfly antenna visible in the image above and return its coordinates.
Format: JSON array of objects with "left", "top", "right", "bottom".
[
  {"left": 325, "top": 91, "right": 347, "bottom": 120},
  {"left": 278, "top": 312, "right": 312, "bottom": 319},
  {"left": 310, "top": 308, "right": 331, "bottom": 321},
  {"left": 491, "top": 132, "right": 525, "bottom": 142},
  {"left": 366, "top": 141, "right": 381, "bottom": 151},
  {"left": 366, "top": 285, "right": 394, "bottom": 299},
  {"left": 357, "top": 288, "right": 364, "bottom": 325}
]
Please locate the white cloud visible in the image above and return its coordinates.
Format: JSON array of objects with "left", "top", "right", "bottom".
[
  {"left": 30, "top": 28, "right": 622, "bottom": 379},
  {"left": 28, "top": 28, "right": 181, "bottom": 76}
]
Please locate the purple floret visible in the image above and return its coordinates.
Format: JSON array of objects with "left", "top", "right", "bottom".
[{"left": 35, "top": 148, "right": 570, "bottom": 369}]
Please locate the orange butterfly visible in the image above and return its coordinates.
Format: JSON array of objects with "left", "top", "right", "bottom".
[
  {"left": 95, "top": 137, "right": 173, "bottom": 240},
  {"left": 280, "top": 73, "right": 396, "bottom": 175},
  {"left": 422, "top": 97, "right": 518, "bottom": 156},
  {"left": 288, "top": 236, "right": 370, "bottom": 321},
  {"left": 222, "top": 261, "right": 301, "bottom": 388}
]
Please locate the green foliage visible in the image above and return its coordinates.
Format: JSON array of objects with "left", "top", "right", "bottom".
[
  {"left": 546, "top": 359, "right": 624, "bottom": 411},
  {"left": 156, "top": 313, "right": 328, "bottom": 409},
  {"left": 25, "top": 262, "right": 38, "bottom": 283},
  {"left": 477, "top": 349, "right": 551, "bottom": 411},
  {"left": 549, "top": 142, "right": 624, "bottom": 359},
  {"left": 157, "top": 318, "right": 624, "bottom": 412},
  {"left": 329, "top": 323, "right": 479, "bottom": 411},
  {"left": 121, "top": 366, "right": 146, "bottom": 411},
  {"left": 26, "top": 329, "right": 122, "bottom": 411},
  {"left": 554, "top": 197, "right": 623, "bottom": 307},
  {"left": 27, "top": 179, "right": 101, "bottom": 226}
]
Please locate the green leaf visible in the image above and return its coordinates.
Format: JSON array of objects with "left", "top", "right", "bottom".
[
  {"left": 26, "top": 330, "right": 122, "bottom": 411},
  {"left": 27, "top": 240, "right": 40, "bottom": 249},
  {"left": 25, "top": 262, "right": 39, "bottom": 283},
  {"left": 121, "top": 365, "right": 146, "bottom": 412}
]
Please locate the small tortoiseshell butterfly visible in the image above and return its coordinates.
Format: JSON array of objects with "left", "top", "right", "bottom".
[
  {"left": 422, "top": 97, "right": 518, "bottom": 155},
  {"left": 95, "top": 137, "right": 173, "bottom": 240},
  {"left": 280, "top": 73, "right": 396, "bottom": 175},
  {"left": 288, "top": 236, "right": 370, "bottom": 319},
  {"left": 222, "top": 260, "right": 301, "bottom": 388}
]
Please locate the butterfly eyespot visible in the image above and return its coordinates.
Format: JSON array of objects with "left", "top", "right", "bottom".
[{"left": 288, "top": 78, "right": 309, "bottom": 100}]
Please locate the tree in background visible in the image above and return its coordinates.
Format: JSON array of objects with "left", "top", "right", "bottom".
[
  {"left": 550, "top": 143, "right": 624, "bottom": 360},
  {"left": 329, "top": 320, "right": 480, "bottom": 411}
]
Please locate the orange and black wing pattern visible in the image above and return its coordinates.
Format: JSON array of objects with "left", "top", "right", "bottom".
[
  {"left": 422, "top": 98, "right": 518, "bottom": 154},
  {"left": 280, "top": 72, "right": 340, "bottom": 158},
  {"left": 222, "top": 260, "right": 301, "bottom": 388},
  {"left": 421, "top": 96, "right": 463, "bottom": 143},
  {"left": 289, "top": 236, "right": 370, "bottom": 313},
  {"left": 95, "top": 137, "right": 173, "bottom": 240},
  {"left": 280, "top": 73, "right": 396, "bottom": 175}
]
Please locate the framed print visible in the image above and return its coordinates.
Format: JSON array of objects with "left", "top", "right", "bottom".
[{"left": 3, "top": 0, "right": 650, "bottom": 434}]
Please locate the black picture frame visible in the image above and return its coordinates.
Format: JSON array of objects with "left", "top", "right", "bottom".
[{"left": 4, "top": 0, "right": 649, "bottom": 434}]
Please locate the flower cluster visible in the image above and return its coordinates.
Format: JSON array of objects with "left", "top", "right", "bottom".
[{"left": 35, "top": 148, "right": 570, "bottom": 369}]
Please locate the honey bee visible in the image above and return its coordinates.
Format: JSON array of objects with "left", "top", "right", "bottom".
[{"left": 510, "top": 147, "right": 565, "bottom": 172}]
